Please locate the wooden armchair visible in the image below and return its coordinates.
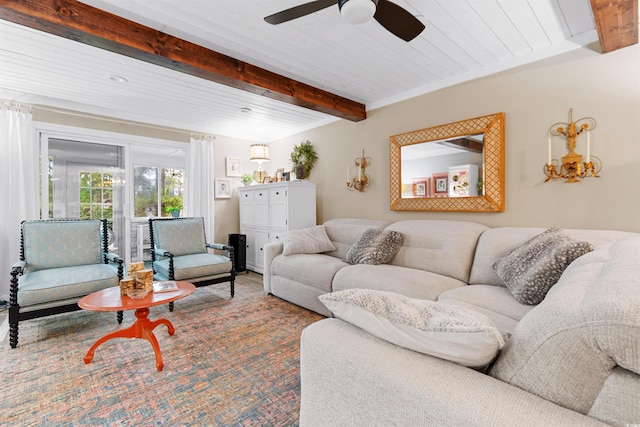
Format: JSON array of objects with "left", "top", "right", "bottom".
[
  {"left": 9, "top": 219, "right": 124, "bottom": 348},
  {"left": 149, "top": 217, "right": 235, "bottom": 310}
]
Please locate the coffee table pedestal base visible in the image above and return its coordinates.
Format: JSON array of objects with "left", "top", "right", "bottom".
[{"left": 83, "top": 307, "right": 174, "bottom": 371}]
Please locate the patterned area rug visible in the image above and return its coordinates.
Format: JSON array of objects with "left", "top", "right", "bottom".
[{"left": 0, "top": 280, "right": 323, "bottom": 426}]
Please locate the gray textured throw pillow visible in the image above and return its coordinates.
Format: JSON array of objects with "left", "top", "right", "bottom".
[
  {"left": 492, "top": 228, "right": 594, "bottom": 305},
  {"left": 346, "top": 228, "right": 404, "bottom": 265}
]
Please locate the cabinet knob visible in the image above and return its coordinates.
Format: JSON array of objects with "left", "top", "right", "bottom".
[
  {"left": 276, "top": 191, "right": 279, "bottom": 195},
  {"left": 259, "top": 192, "right": 263, "bottom": 196}
]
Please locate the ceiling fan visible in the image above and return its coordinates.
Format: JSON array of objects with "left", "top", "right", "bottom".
[{"left": 264, "top": 0, "right": 425, "bottom": 42}]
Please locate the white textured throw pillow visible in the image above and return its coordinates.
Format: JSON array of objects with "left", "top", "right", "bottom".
[
  {"left": 281, "top": 225, "right": 336, "bottom": 256},
  {"left": 319, "top": 289, "right": 505, "bottom": 368}
]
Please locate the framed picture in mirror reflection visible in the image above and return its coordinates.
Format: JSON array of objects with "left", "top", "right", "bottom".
[{"left": 432, "top": 173, "right": 448, "bottom": 197}]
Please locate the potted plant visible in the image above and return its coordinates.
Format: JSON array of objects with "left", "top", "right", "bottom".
[
  {"left": 240, "top": 173, "right": 253, "bottom": 186},
  {"left": 290, "top": 140, "right": 318, "bottom": 179},
  {"left": 166, "top": 205, "right": 181, "bottom": 218},
  {"left": 162, "top": 193, "right": 183, "bottom": 217}
]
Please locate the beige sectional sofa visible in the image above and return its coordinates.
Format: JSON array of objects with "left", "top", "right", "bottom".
[{"left": 263, "top": 218, "right": 640, "bottom": 426}]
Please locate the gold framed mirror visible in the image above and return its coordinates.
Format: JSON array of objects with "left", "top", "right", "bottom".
[{"left": 390, "top": 112, "right": 505, "bottom": 212}]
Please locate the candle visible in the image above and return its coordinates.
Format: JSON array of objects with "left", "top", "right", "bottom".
[
  {"left": 547, "top": 132, "right": 552, "bottom": 165},
  {"left": 347, "top": 166, "right": 349, "bottom": 182},
  {"left": 586, "top": 131, "right": 591, "bottom": 163}
]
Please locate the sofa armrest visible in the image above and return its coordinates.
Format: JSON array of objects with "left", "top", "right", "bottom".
[
  {"left": 300, "top": 319, "right": 608, "bottom": 427},
  {"left": 11, "top": 260, "right": 25, "bottom": 275},
  {"left": 263, "top": 242, "right": 283, "bottom": 294},
  {"left": 206, "top": 243, "right": 232, "bottom": 252},
  {"left": 153, "top": 248, "right": 173, "bottom": 258},
  {"left": 104, "top": 252, "right": 124, "bottom": 280}
]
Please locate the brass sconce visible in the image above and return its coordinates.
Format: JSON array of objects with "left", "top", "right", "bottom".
[
  {"left": 545, "top": 108, "right": 602, "bottom": 183},
  {"left": 346, "top": 149, "right": 370, "bottom": 192}
]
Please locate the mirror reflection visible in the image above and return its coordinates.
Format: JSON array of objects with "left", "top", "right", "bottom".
[
  {"left": 401, "top": 133, "right": 484, "bottom": 199},
  {"left": 389, "top": 112, "right": 505, "bottom": 212}
]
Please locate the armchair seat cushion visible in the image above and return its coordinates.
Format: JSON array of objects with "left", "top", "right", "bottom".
[
  {"left": 18, "top": 264, "right": 120, "bottom": 306},
  {"left": 153, "top": 253, "right": 232, "bottom": 281}
]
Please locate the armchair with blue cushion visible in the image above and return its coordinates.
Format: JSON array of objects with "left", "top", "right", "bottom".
[
  {"left": 9, "top": 219, "right": 124, "bottom": 348},
  {"left": 149, "top": 217, "right": 235, "bottom": 310}
]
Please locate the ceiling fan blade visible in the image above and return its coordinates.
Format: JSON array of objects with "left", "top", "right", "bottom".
[
  {"left": 264, "top": 0, "right": 337, "bottom": 24},
  {"left": 373, "top": 0, "right": 425, "bottom": 41}
]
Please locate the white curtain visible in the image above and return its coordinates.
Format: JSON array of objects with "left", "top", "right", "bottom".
[
  {"left": 185, "top": 133, "right": 216, "bottom": 243},
  {"left": 0, "top": 103, "right": 39, "bottom": 300}
]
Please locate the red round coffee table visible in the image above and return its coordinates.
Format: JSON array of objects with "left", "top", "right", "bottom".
[{"left": 78, "top": 281, "right": 195, "bottom": 371}]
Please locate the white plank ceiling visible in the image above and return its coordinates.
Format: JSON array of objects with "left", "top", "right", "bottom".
[{"left": 0, "top": 0, "right": 601, "bottom": 142}]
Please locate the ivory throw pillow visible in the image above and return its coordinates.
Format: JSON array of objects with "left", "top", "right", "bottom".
[
  {"left": 319, "top": 289, "right": 505, "bottom": 368},
  {"left": 346, "top": 228, "right": 404, "bottom": 265},
  {"left": 492, "top": 227, "right": 594, "bottom": 305},
  {"left": 281, "top": 225, "right": 336, "bottom": 256}
]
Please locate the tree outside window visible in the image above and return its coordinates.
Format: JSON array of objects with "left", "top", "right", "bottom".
[{"left": 134, "top": 166, "right": 184, "bottom": 217}]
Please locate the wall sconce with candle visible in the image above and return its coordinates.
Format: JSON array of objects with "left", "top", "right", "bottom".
[
  {"left": 545, "top": 108, "right": 602, "bottom": 183},
  {"left": 346, "top": 149, "right": 370, "bottom": 192}
]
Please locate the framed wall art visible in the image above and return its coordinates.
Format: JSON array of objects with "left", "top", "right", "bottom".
[
  {"left": 225, "top": 157, "right": 241, "bottom": 177},
  {"left": 215, "top": 178, "right": 231, "bottom": 199}
]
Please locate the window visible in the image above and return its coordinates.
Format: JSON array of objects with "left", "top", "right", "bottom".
[
  {"left": 79, "top": 171, "right": 114, "bottom": 221},
  {"left": 134, "top": 166, "right": 184, "bottom": 217}
]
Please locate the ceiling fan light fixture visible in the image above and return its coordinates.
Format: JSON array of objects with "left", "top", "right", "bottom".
[{"left": 339, "top": 0, "right": 376, "bottom": 25}]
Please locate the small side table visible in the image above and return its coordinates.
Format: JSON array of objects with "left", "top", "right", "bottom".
[{"left": 78, "top": 281, "right": 195, "bottom": 371}]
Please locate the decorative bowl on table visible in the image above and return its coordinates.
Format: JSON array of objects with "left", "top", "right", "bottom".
[{"left": 126, "top": 288, "right": 149, "bottom": 299}]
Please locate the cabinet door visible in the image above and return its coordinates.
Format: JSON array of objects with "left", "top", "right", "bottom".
[
  {"left": 270, "top": 229, "right": 287, "bottom": 245},
  {"left": 269, "top": 188, "right": 288, "bottom": 229},
  {"left": 254, "top": 190, "right": 270, "bottom": 228},
  {"left": 254, "top": 229, "right": 269, "bottom": 273},
  {"left": 242, "top": 228, "right": 256, "bottom": 270},
  {"left": 239, "top": 191, "right": 254, "bottom": 228}
]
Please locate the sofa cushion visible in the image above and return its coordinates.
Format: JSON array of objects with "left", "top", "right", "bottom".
[
  {"left": 319, "top": 289, "right": 505, "bottom": 368},
  {"left": 153, "top": 253, "right": 231, "bottom": 280},
  {"left": 346, "top": 229, "right": 404, "bottom": 265},
  {"left": 437, "top": 285, "right": 535, "bottom": 334},
  {"left": 281, "top": 225, "right": 336, "bottom": 256},
  {"left": 490, "top": 237, "right": 640, "bottom": 422},
  {"left": 23, "top": 220, "right": 103, "bottom": 272},
  {"left": 469, "top": 227, "right": 636, "bottom": 287},
  {"left": 385, "top": 220, "right": 488, "bottom": 283},
  {"left": 492, "top": 228, "right": 593, "bottom": 305},
  {"left": 333, "top": 264, "right": 466, "bottom": 301},
  {"left": 272, "top": 253, "right": 347, "bottom": 293},
  {"left": 152, "top": 218, "right": 207, "bottom": 256},
  {"left": 18, "top": 264, "right": 120, "bottom": 306}
]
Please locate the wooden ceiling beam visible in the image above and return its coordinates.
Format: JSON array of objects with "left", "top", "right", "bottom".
[
  {"left": 0, "top": 0, "right": 366, "bottom": 122},
  {"left": 590, "top": 0, "right": 638, "bottom": 53}
]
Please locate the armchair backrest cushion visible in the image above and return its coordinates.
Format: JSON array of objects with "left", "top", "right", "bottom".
[
  {"left": 151, "top": 218, "right": 207, "bottom": 256},
  {"left": 23, "top": 220, "right": 103, "bottom": 273}
]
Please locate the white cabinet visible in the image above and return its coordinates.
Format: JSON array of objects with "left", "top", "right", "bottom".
[
  {"left": 448, "top": 164, "right": 479, "bottom": 197},
  {"left": 238, "top": 181, "right": 316, "bottom": 273}
]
